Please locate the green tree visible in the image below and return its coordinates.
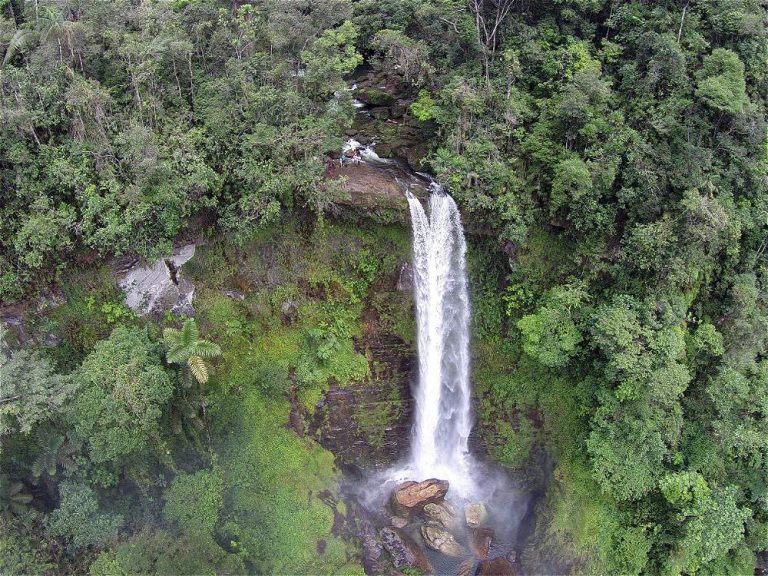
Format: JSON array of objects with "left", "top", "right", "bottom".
[
  {"left": 68, "top": 327, "right": 173, "bottom": 465},
  {"left": 0, "top": 350, "right": 77, "bottom": 437},
  {"left": 517, "top": 283, "right": 587, "bottom": 368},
  {"left": 163, "top": 469, "right": 223, "bottom": 541},
  {"left": 0, "top": 475, "right": 32, "bottom": 519},
  {"left": 696, "top": 49, "right": 750, "bottom": 114},
  {"left": 46, "top": 481, "right": 123, "bottom": 551}
]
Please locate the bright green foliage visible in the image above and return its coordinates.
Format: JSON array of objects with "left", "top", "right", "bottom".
[
  {"left": 68, "top": 327, "right": 173, "bottom": 465},
  {"left": 660, "top": 473, "right": 752, "bottom": 573},
  {"left": 411, "top": 89, "right": 436, "bottom": 121},
  {"left": 587, "top": 405, "right": 667, "bottom": 501},
  {"left": 517, "top": 284, "right": 587, "bottom": 368},
  {"left": 549, "top": 157, "right": 604, "bottom": 231},
  {"left": 46, "top": 481, "right": 123, "bottom": 551},
  {"left": 88, "top": 526, "right": 245, "bottom": 576},
  {"left": 696, "top": 49, "right": 750, "bottom": 114},
  {"left": 13, "top": 197, "right": 75, "bottom": 271},
  {"left": 163, "top": 319, "right": 222, "bottom": 385},
  {"left": 163, "top": 469, "right": 223, "bottom": 540},
  {"left": 371, "top": 29, "right": 431, "bottom": 86},
  {"left": 302, "top": 21, "right": 363, "bottom": 97},
  {"left": 0, "top": 0, "right": 767, "bottom": 572},
  {"left": 0, "top": 350, "right": 77, "bottom": 436}
]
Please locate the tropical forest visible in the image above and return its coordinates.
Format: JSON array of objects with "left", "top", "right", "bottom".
[{"left": 0, "top": 0, "right": 766, "bottom": 575}]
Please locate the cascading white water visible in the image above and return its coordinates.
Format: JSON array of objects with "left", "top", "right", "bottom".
[{"left": 405, "top": 186, "right": 475, "bottom": 496}]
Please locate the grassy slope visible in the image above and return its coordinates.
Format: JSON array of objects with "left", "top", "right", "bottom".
[{"left": 186, "top": 219, "right": 411, "bottom": 574}]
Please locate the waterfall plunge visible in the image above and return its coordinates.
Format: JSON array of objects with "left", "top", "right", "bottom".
[{"left": 405, "top": 187, "right": 475, "bottom": 497}]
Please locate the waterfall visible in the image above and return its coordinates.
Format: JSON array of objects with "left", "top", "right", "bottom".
[{"left": 405, "top": 186, "right": 475, "bottom": 496}]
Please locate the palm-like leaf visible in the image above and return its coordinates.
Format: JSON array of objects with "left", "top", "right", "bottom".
[
  {"left": 163, "top": 320, "right": 220, "bottom": 383},
  {"left": 181, "top": 318, "right": 199, "bottom": 344},
  {"left": 31, "top": 433, "right": 64, "bottom": 481},
  {"left": 0, "top": 474, "right": 32, "bottom": 518},
  {"left": 3, "top": 29, "right": 35, "bottom": 66},
  {"left": 191, "top": 340, "right": 221, "bottom": 359},
  {"left": 187, "top": 356, "right": 209, "bottom": 384}
]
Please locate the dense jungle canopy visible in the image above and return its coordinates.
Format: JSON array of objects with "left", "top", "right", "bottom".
[{"left": 0, "top": 0, "right": 766, "bottom": 574}]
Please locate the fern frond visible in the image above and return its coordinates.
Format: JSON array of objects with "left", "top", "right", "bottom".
[
  {"left": 193, "top": 341, "right": 221, "bottom": 358},
  {"left": 187, "top": 356, "right": 209, "bottom": 384},
  {"left": 3, "top": 29, "right": 34, "bottom": 66},
  {"left": 181, "top": 319, "right": 199, "bottom": 345}
]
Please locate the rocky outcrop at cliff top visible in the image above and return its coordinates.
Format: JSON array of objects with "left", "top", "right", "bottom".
[
  {"left": 326, "top": 162, "right": 429, "bottom": 213},
  {"left": 389, "top": 479, "right": 449, "bottom": 518}
]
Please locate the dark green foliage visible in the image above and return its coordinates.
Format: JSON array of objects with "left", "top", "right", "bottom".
[
  {"left": 1, "top": 0, "right": 767, "bottom": 573},
  {"left": 46, "top": 481, "right": 123, "bottom": 551},
  {"left": 163, "top": 469, "right": 223, "bottom": 540},
  {"left": 0, "top": 0, "right": 361, "bottom": 301}
]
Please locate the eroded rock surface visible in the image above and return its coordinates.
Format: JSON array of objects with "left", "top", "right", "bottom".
[
  {"left": 390, "top": 479, "right": 449, "bottom": 518},
  {"left": 420, "top": 522, "right": 466, "bottom": 558},
  {"left": 119, "top": 244, "right": 196, "bottom": 317},
  {"left": 464, "top": 503, "right": 489, "bottom": 528},
  {"left": 471, "top": 527, "right": 494, "bottom": 559},
  {"left": 422, "top": 501, "right": 459, "bottom": 531}
]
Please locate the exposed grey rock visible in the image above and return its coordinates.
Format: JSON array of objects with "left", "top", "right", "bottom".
[
  {"left": 370, "top": 107, "right": 390, "bottom": 120},
  {"left": 396, "top": 263, "right": 414, "bottom": 292},
  {"left": 42, "top": 333, "right": 61, "bottom": 348},
  {"left": 420, "top": 522, "right": 466, "bottom": 557},
  {"left": 280, "top": 300, "right": 298, "bottom": 325},
  {"left": 119, "top": 244, "right": 196, "bottom": 317},
  {"left": 357, "top": 509, "right": 385, "bottom": 575},
  {"left": 464, "top": 503, "right": 489, "bottom": 528},
  {"left": 222, "top": 289, "right": 246, "bottom": 301},
  {"left": 422, "top": 501, "right": 459, "bottom": 531},
  {"left": 390, "top": 516, "right": 409, "bottom": 529},
  {"left": 35, "top": 288, "right": 66, "bottom": 313}
]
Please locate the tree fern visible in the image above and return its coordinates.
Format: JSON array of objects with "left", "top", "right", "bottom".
[{"left": 163, "top": 319, "right": 221, "bottom": 385}]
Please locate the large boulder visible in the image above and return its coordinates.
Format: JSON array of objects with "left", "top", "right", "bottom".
[
  {"left": 359, "top": 517, "right": 385, "bottom": 575},
  {"left": 390, "top": 479, "right": 449, "bottom": 518},
  {"left": 379, "top": 526, "right": 433, "bottom": 573},
  {"left": 420, "top": 522, "right": 466, "bottom": 558},
  {"left": 464, "top": 503, "right": 489, "bottom": 528},
  {"left": 422, "top": 501, "right": 460, "bottom": 531},
  {"left": 474, "top": 556, "right": 518, "bottom": 576}
]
